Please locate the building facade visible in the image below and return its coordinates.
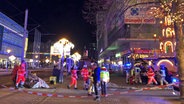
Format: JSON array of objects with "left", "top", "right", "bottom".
[
  {"left": 0, "top": 12, "right": 27, "bottom": 68},
  {"left": 96, "top": 0, "right": 177, "bottom": 72}
]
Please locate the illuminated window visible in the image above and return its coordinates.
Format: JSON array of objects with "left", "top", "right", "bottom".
[{"left": 164, "top": 41, "right": 173, "bottom": 53}]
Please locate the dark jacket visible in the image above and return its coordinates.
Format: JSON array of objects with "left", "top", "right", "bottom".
[
  {"left": 93, "top": 67, "right": 101, "bottom": 83},
  {"left": 52, "top": 68, "right": 60, "bottom": 77}
]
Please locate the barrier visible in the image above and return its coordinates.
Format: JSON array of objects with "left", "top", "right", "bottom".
[{"left": 1, "top": 82, "right": 178, "bottom": 99}]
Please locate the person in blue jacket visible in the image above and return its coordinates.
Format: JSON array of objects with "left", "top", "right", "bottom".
[{"left": 91, "top": 62, "right": 101, "bottom": 101}]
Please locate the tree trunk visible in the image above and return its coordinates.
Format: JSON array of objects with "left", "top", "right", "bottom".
[
  {"left": 174, "top": 0, "right": 184, "bottom": 100},
  {"left": 175, "top": 21, "right": 184, "bottom": 99},
  {"left": 174, "top": 11, "right": 184, "bottom": 100}
]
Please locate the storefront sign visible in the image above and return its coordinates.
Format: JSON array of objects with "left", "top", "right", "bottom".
[
  {"left": 125, "top": 18, "right": 155, "bottom": 24},
  {"left": 133, "top": 54, "right": 149, "bottom": 59},
  {"left": 124, "top": 4, "right": 156, "bottom": 24},
  {"left": 134, "top": 49, "right": 152, "bottom": 54}
]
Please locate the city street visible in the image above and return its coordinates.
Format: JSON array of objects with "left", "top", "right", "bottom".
[
  {"left": 0, "top": 88, "right": 181, "bottom": 104},
  {"left": 0, "top": 1, "right": 183, "bottom": 104},
  {"left": 0, "top": 69, "right": 182, "bottom": 104}
]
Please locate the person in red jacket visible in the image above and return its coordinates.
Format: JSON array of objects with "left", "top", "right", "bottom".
[
  {"left": 147, "top": 67, "right": 158, "bottom": 85},
  {"left": 11, "top": 64, "right": 19, "bottom": 86},
  {"left": 15, "top": 62, "right": 26, "bottom": 89},
  {"left": 67, "top": 66, "right": 78, "bottom": 89},
  {"left": 81, "top": 65, "right": 89, "bottom": 90}
]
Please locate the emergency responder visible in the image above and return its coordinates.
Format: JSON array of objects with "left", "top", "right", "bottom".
[
  {"left": 67, "top": 66, "right": 78, "bottom": 89},
  {"left": 81, "top": 65, "right": 89, "bottom": 90},
  {"left": 100, "top": 66, "right": 110, "bottom": 97},
  {"left": 147, "top": 67, "right": 158, "bottom": 85},
  {"left": 15, "top": 61, "right": 26, "bottom": 89}
]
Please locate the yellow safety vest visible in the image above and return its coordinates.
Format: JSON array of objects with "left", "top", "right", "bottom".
[{"left": 100, "top": 71, "right": 110, "bottom": 82}]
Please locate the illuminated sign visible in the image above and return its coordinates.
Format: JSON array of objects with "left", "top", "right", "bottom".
[
  {"left": 125, "top": 4, "right": 156, "bottom": 24},
  {"left": 125, "top": 18, "right": 155, "bottom": 24},
  {"left": 134, "top": 49, "right": 152, "bottom": 54},
  {"left": 133, "top": 54, "right": 149, "bottom": 59}
]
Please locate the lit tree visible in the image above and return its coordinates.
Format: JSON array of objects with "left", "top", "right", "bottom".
[
  {"left": 172, "top": 0, "right": 184, "bottom": 99},
  {"left": 148, "top": 0, "right": 184, "bottom": 98}
]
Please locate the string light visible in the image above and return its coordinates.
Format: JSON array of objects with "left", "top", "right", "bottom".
[{"left": 148, "top": 0, "right": 184, "bottom": 23}]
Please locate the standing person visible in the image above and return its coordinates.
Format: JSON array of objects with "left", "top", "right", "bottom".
[
  {"left": 100, "top": 67, "right": 110, "bottom": 97},
  {"left": 15, "top": 62, "right": 26, "bottom": 89},
  {"left": 160, "top": 65, "right": 172, "bottom": 83},
  {"left": 147, "top": 67, "right": 158, "bottom": 85},
  {"left": 81, "top": 65, "right": 89, "bottom": 90},
  {"left": 159, "top": 65, "right": 168, "bottom": 85},
  {"left": 125, "top": 68, "right": 130, "bottom": 84},
  {"left": 11, "top": 64, "right": 19, "bottom": 87},
  {"left": 20, "top": 60, "right": 27, "bottom": 77},
  {"left": 91, "top": 62, "right": 101, "bottom": 101},
  {"left": 52, "top": 65, "right": 60, "bottom": 83},
  {"left": 134, "top": 66, "right": 142, "bottom": 84},
  {"left": 67, "top": 66, "right": 78, "bottom": 89},
  {"left": 88, "top": 66, "right": 94, "bottom": 96}
]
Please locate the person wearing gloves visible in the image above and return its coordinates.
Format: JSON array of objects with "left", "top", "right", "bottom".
[{"left": 100, "top": 67, "right": 110, "bottom": 97}]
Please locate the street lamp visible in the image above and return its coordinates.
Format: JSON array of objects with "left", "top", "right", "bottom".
[{"left": 7, "top": 49, "right": 11, "bottom": 54}]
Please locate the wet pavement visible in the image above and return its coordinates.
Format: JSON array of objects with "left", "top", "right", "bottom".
[{"left": 0, "top": 69, "right": 182, "bottom": 104}]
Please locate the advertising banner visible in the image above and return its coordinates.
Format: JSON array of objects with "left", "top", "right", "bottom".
[{"left": 124, "top": 4, "right": 156, "bottom": 24}]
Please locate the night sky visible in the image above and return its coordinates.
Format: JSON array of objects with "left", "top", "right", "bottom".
[{"left": 0, "top": 0, "right": 96, "bottom": 54}]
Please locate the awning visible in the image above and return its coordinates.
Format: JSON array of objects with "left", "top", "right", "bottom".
[{"left": 99, "top": 38, "right": 159, "bottom": 58}]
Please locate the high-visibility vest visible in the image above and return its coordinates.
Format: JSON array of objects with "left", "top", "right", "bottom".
[{"left": 100, "top": 71, "right": 110, "bottom": 82}]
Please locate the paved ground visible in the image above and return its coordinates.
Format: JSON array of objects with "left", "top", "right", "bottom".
[
  {"left": 0, "top": 87, "right": 181, "bottom": 104},
  {"left": 0, "top": 68, "right": 183, "bottom": 104}
]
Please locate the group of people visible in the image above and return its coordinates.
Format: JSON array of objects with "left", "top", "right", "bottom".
[
  {"left": 65, "top": 62, "right": 110, "bottom": 101},
  {"left": 126, "top": 64, "right": 172, "bottom": 85},
  {"left": 11, "top": 60, "right": 26, "bottom": 89}
]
